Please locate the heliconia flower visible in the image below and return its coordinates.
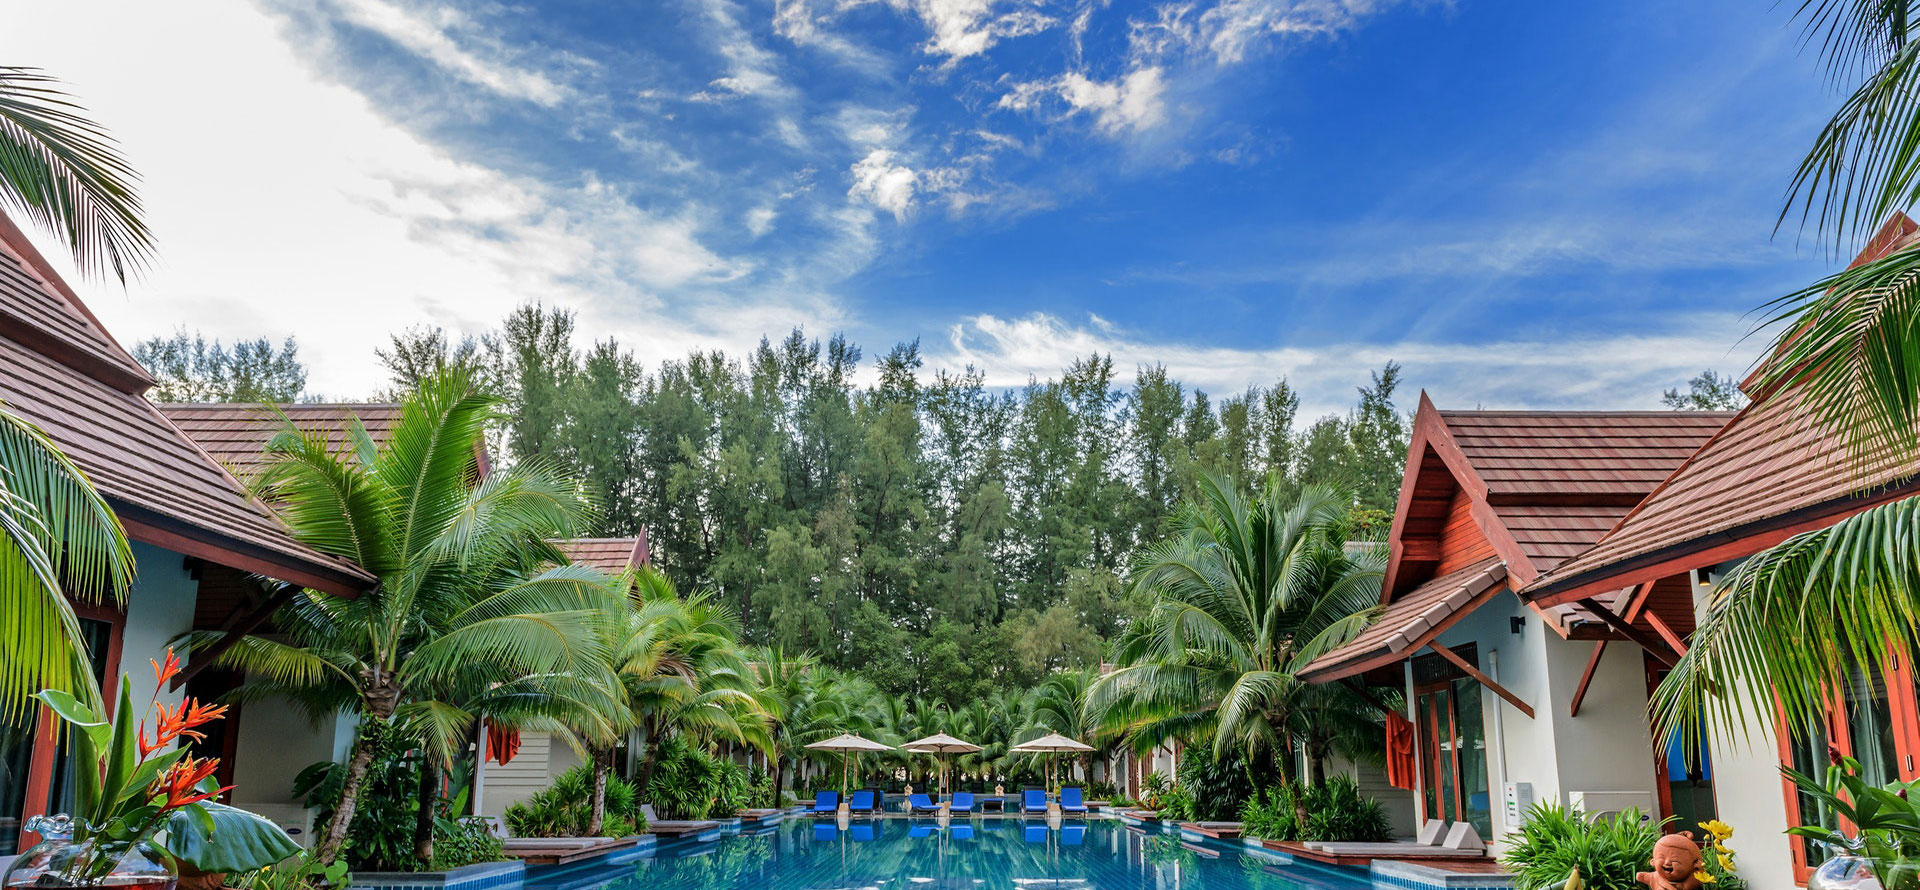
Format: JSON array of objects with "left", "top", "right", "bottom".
[
  {"left": 150, "top": 650, "right": 182, "bottom": 693},
  {"left": 151, "top": 755, "right": 230, "bottom": 809},
  {"left": 138, "top": 697, "right": 230, "bottom": 757}
]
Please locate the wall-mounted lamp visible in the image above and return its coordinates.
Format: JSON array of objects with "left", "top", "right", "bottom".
[{"left": 1509, "top": 616, "right": 1526, "bottom": 635}]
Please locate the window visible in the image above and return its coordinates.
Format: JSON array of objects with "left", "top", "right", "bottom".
[
  {"left": 1778, "top": 653, "right": 1920, "bottom": 883},
  {"left": 1413, "top": 646, "right": 1492, "bottom": 838}
]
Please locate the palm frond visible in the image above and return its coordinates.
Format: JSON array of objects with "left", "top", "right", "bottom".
[
  {"left": 1650, "top": 493, "right": 1920, "bottom": 745},
  {"left": 0, "top": 68, "right": 152, "bottom": 282},
  {"left": 0, "top": 405, "right": 132, "bottom": 717}
]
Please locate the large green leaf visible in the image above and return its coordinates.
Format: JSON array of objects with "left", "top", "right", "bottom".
[{"left": 163, "top": 802, "right": 301, "bottom": 873}]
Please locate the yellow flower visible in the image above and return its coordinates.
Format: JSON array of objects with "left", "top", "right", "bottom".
[
  {"left": 1694, "top": 870, "right": 1716, "bottom": 884},
  {"left": 1699, "top": 820, "right": 1734, "bottom": 842}
]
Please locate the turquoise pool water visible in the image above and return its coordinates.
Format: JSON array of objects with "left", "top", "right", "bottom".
[{"left": 543, "top": 819, "right": 1373, "bottom": 890}]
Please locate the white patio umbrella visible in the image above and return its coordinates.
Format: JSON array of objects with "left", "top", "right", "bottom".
[
  {"left": 1009, "top": 732, "right": 1095, "bottom": 795},
  {"left": 903, "top": 733, "right": 982, "bottom": 800},
  {"left": 806, "top": 732, "right": 894, "bottom": 796}
]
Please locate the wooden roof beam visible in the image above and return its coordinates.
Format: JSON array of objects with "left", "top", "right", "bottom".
[
  {"left": 1429, "top": 643, "right": 1534, "bottom": 719},
  {"left": 1576, "top": 597, "right": 1679, "bottom": 667}
]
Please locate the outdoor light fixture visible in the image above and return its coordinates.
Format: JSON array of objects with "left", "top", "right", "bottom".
[{"left": 1509, "top": 616, "right": 1525, "bottom": 635}]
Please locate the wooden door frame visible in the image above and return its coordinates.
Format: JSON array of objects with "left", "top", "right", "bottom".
[{"left": 15, "top": 602, "right": 126, "bottom": 851}]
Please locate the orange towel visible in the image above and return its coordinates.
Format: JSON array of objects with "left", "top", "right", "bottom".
[
  {"left": 487, "top": 725, "right": 522, "bottom": 765},
  {"left": 1385, "top": 712, "right": 1417, "bottom": 790}
]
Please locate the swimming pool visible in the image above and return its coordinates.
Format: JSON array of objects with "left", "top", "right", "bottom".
[{"left": 533, "top": 818, "right": 1378, "bottom": 890}]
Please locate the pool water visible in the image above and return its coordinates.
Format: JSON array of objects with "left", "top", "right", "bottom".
[{"left": 543, "top": 819, "right": 1374, "bottom": 890}]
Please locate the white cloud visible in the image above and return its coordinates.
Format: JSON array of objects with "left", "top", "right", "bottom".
[
  {"left": 745, "top": 206, "right": 779, "bottom": 236},
  {"left": 936, "top": 312, "right": 1759, "bottom": 419},
  {"left": 848, "top": 149, "right": 920, "bottom": 218},
  {"left": 1130, "top": 0, "right": 1403, "bottom": 66},
  {"left": 0, "top": 0, "right": 835, "bottom": 398},
  {"left": 328, "top": 0, "right": 568, "bottom": 105},
  {"left": 1000, "top": 67, "right": 1170, "bottom": 136},
  {"left": 905, "top": 0, "right": 1058, "bottom": 60}
]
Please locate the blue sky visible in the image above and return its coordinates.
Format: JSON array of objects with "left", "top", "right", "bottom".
[{"left": 1, "top": 0, "right": 1851, "bottom": 415}]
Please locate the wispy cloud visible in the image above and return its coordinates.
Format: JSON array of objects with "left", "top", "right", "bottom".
[{"left": 328, "top": 0, "right": 569, "bottom": 105}]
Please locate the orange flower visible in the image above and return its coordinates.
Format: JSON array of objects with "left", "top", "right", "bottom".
[
  {"left": 152, "top": 755, "right": 229, "bottom": 809},
  {"left": 138, "top": 697, "right": 230, "bottom": 757},
  {"left": 150, "top": 650, "right": 182, "bottom": 694}
]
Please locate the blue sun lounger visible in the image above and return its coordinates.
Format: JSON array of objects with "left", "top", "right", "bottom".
[
  {"left": 1059, "top": 787, "right": 1088, "bottom": 816},
  {"left": 908, "top": 793, "right": 940, "bottom": 815},
  {"left": 849, "top": 790, "right": 878, "bottom": 814},
  {"left": 811, "top": 791, "right": 838, "bottom": 815},
  {"left": 1022, "top": 788, "right": 1048, "bottom": 814},
  {"left": 949, "top": 792, "right": 975, "bottom": 814}
]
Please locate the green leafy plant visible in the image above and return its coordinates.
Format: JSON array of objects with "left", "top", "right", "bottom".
[
  {"left": 1175, "top": 743, "right": 1267, "bottom": 821},
  {"left": 1502, "top": 804, "right": 1664, "bottom": 890},
  {"left": 1784, "top": 753, "right": 1920, "bottom": 890},
  {"left": 27, "top": 651, "right": 299, "bottom": 883},
  {"left": 504, "top": 765, "right": 645, "bottom": 838},
  {"left": 1159, "top": 786, "right": 1196, "bottom": 822},
  {"left": 1240, "top": 783, "right": 1300, "bottom": 841},
  {"left": 646, "top": 736, "right": 749, "bottom": 820},
  {"left": 1697, "top": 819, "right": 1745, "bottom": 890},
  {"left": 1303, "top": 775, "right": 1389, "bottom": 842},
  {"left": 1140, "top": 771, "right": 1171, "bottom": 810},
  {"left": 231, "top": 851, "right": 350, "bottom": 890}
]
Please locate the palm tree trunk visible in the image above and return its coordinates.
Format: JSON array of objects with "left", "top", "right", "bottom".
[
  {"left": 771, "top": 752, "right": 786, "bottom": 806},
  {"left": 318, "top": 715, "right": 388, "bottom": 864},
  {"left": 413, "top": 756, "right": 440, "bottom": 866},
  {"left": 587, "top": 745, "right": 612, "bottom": 836}
]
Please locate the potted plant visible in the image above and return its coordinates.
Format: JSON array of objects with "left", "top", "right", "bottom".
[{"left": 1, "top": 651, "right": 301, "bottom": 890}]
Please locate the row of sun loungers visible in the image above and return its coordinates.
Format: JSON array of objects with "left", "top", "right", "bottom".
[{"left": 808, "top": 787, "right": 1091, "bottom": 815}]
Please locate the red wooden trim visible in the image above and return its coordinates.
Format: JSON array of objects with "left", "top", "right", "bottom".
[
  {"left": 1570, "top": 641, "right": 1607, "bottom": 718},
  {"left": 1380, "top": 394, "right": 1447, "bottom": 601},
  {"left": 1647, "top": 653, "right": 1675, "bottom": 821},
  {"left": 1576, "top": 598, "right": 1680, "bottom": 667},
  {"left": 1644, "top": 611, "right": 1689, "bottom": 657},
  {"left": 172, "top": 584, "right": 297, "bottom": 690},
  {"left": 1416, "top": 412, "right": 1541, "bottom": 588},
  {"left": 115, "top": 510, "right": 367, "bottom": 597},
  {"left": 1527, "top": 478, "right": 1920, "bottom": 608},
  {"left": 1430, "top": 643, "right": 1535, "bottom": 719}
]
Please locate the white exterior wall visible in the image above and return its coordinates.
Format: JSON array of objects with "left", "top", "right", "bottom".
[
  {"left": 119, "top": 542, "right": 199, "bottom": 711},
  {"left": 1426, "top": 589, "right": 1661, "bottom": 852},
  {"left": 478, "top": 731, "right": 582, "bottom": 821},
  {"left": 1324, "top": 751, "right": 1418, "bottom": 837}
]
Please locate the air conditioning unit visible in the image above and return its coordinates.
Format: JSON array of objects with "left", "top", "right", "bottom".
[
  {"left": 1567, "top": 791, "right": 1656, "bottom": 821},
  {"left": 231, "top": 802, "right": 316, "bottom": 848}
]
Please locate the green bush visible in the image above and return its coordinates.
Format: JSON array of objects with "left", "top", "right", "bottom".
[
  {"left": 1141, "top": 771, "right": 1171, "bottom": 809},
  {"left": 504, "top": 764, "right": 646, "bottom": 838},
  {"left": 1503, "top": 804, "right": 1664, "bottom": 890},
  {"left": 1240, "top": 776, "right": 1389, "bottom": 842},
  {"left": 745, "top": 767, "right": 778, "bottom": 809},
  {"left": 430, "top": 817, "right": 503, "bottom": 871},
  {"left": 1175, "top": 744, "right": 1268, "bottom": 821},
  {"left": 647, "top": 736, "right": 751, "bottom": 820},
  {"left": 1160, "top": 786, "right": 1197, "bottom": 821}
]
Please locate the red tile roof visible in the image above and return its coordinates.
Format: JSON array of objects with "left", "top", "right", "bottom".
[
  {"left": 1440, "top": 409, "right": 1733, "bottom": 576},
  {"left": 1521, "top": 387, "right": 1920, "bottom": 606},
  {"left": 0, "top": 213, "right": 371, "bottom": 595},
  {"left": 1301, "top": 558, "right": 1506, "bottom": 682},
  {"left": 160, "top": 403, "right": 404, "bottom": 475},
  {"left": 554, "top": 536, "right": 649, "bottom": 573},
  {"left": 1523, "top": 215, "right": 1920, "bottom": 607}
]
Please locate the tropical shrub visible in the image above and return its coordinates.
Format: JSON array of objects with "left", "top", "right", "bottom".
[
  {"left": 296, "top": 751, "right": 503, "bottom": 871},
  {"left": 1159, "top": 786, "right": 1196, "bottom": 822},
  {"left": 745, "top": 767, "right": 778, "bottom": 809},
  {"left": 430, "top": 817, "right": 503, "bottom": 872},
  {"left": 1176, "top": 743, "right": 1263, "bottom": 821},
  {"left": 1502, "top": 804, "right": 1663, "bottom": 890},
  {"left": 504, "top": 765, "right": 646, "bottom": 838},
  {"left": 232, "top": 852, "right": 351, "bottom": 890},
  {"left": 647, "top": 736, "right": 750, "bottom": 820},
  {"left": 1140, "top": 771, "right": 1171, "bottom": 810},
  {"left": 1304, "top": 776, "right": 1390, "bottom": 842},
  {"left": 1241, "top": 785, "right": 1298, "bottom": 841}
]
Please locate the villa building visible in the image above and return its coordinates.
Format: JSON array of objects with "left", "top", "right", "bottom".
[
  {"left": 1303, "top": 216, "right": 1920, "bottom": 890},
  {"left": 0, "top": 213, "right": 375, "bottom": 853}
]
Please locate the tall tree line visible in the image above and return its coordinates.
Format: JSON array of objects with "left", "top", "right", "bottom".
[{"left": 141, "top": 308, "right": 1412, "bottom": 705}]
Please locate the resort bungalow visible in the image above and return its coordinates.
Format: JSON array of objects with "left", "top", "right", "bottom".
[
  {"left": 163, "top": 401, "right": 653, "bottom": 825},
  {"left": 0, "top": 212, "right": 376, "bottom": 853},
  {"left": 1307, "top": 216, "right": 1920, "bottom": 890}
]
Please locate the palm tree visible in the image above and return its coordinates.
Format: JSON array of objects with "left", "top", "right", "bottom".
[
  {"left": 1090, "top": 475, "right": 1383, "bottom": 824},
  {"left": 613, "top": 567, "right": 766, "bottom": 808},
  {"left": 1654, "top": 4, "right": 1920, "bottom": 738},
  {"left": 0, "top": 406, "right": 134, "bottom": 718},
  {"left": 0, "top": 68, "right": 154, "bottom": 282},
  {"left": 1025, "top": 668, "right": 1112, "bottom": 785},
  {"left": 752, "top": 647, "right": 865, "bottom": 805},
  {"left": 184, "top": 367, "right": 616, "bottom": 864}
]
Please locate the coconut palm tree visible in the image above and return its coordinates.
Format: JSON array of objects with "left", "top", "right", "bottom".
[
  {"left": 0, "top": 68, "right": 154, "bottom": 282},
  {"left": 1025, "top": 668, "right": 1113, "bottom": 785},
  {"left": 1653, "top": 3, "right": 1920, "bottom": 738},
  {"left": 0, "top": 406, "right": 134, "bottom": 718},
  {"left": 182, "top": 367, "right": 616, "bottom": 864},
  {"left": 751, "top": 647, "right": 866, "bottom": 804},
  {"left": 1090, "top": 475, "right": 1383, "bottom": 823},
  {"left": 614, "top": 566, "right": 766, "bottom": 801}
]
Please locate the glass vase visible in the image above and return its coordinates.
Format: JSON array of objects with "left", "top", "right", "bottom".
[{"left": 0, "top": 815, "right": 177, "bottom": 890}]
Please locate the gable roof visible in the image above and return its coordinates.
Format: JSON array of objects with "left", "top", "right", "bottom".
[
  {"left": 554, "top": 534, "right": 650, "bottom": 573},
  {"left": 1522, "top": 217, "right": 1920, "bottom": 608},
  {"left": 0, "top": 212, "right": 371, "bottom": 595},
  {"left": 160, "top": 402, "right": 405, "bottom": 474},
  {"left": 1300, "top": 558, "right": 1506, "bottom": 682},
  {"left": 162, "top": 402, "right": 644, "bottom": 576}
]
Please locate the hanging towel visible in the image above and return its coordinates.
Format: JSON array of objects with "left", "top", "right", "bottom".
[
  {"left": 1385, "top": 712, "right": 1417, "bottom": 790},
  {"left": 487, "top": 725, "right": 522, "bottom": 765}
]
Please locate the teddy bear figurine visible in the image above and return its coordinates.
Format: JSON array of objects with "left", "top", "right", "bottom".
[{"left": 1637, "top": 833, "right": 1707, "bottom": 890}]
